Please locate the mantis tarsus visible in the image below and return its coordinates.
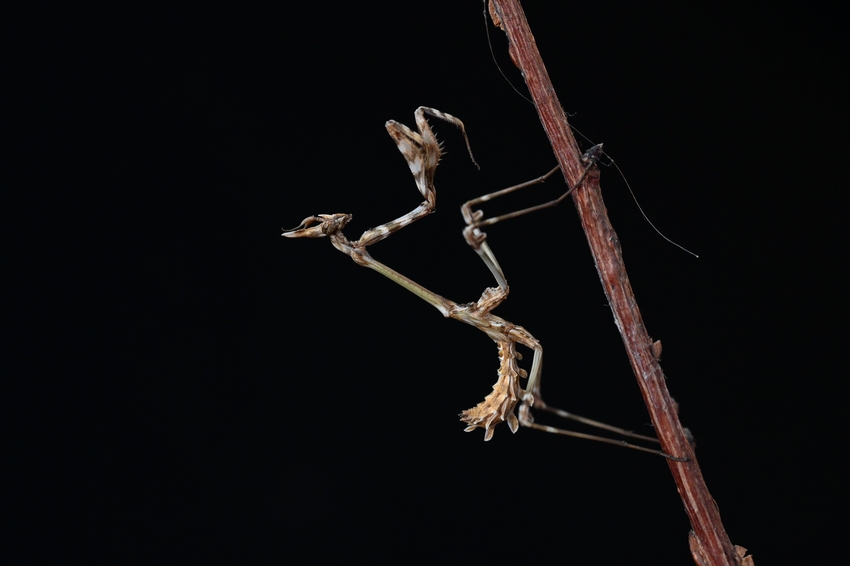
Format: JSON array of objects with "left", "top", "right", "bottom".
[{"left": 284, "top": 107, "right": 676, "bottom": 457}]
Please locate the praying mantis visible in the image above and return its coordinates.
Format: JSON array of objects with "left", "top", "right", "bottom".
[{"left": 283, "top": 107, "right": 667, "bottom": 454}]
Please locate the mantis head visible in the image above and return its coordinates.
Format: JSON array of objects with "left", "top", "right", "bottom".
[{"left": 282, "top": 214, "right": 352, "bottom": 238}]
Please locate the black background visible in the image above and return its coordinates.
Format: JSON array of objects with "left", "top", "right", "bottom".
[{"left": 11, "top": 2, "right": 845, "bottom": 563}]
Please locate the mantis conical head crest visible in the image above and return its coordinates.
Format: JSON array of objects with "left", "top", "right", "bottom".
[{"left": 282, "top": 214, "right": 352, "bottom": 238}]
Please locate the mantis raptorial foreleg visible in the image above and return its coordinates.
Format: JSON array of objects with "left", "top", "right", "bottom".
[{"left": 283, "top": 108, "right": 678, "bottom": 457}]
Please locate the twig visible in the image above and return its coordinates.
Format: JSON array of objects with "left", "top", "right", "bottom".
[{"left": 487, "top": 1, "right": 744, "bottom": 564}]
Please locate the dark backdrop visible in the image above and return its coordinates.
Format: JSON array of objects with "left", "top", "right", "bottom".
[{"left": 12, "top": 3, "right": 844, "bottom": 563}]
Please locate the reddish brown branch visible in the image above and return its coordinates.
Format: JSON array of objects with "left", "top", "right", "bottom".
[{"left": 487, "top": 1, "right": 744, "bottom": 565}]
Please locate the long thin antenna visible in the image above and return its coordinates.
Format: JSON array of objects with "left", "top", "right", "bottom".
[
  {"left": 483, "top": 1, "right": 533, "bottom": 104},
  {"left": 609, "top": 157, "right": 699, "bottom": 258}
]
